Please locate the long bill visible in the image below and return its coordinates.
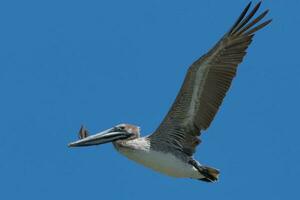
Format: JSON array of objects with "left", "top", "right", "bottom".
[{"left": 68, "top": 127, "right": 132, "bottom": 147}]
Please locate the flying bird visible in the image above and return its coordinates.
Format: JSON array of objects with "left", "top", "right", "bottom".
[{"left": 69, "top": 1, "right": 271, "bottom": 182}]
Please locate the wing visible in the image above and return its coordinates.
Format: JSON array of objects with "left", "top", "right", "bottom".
[{"left": 149, "top": 2, "right": 271, "bottom": 156}]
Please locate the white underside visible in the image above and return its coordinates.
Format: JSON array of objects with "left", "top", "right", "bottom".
[{"left": 116, "top": 139, "right": 203, "bottom": 179}]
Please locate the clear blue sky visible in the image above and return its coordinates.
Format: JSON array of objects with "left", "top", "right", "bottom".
[{"left": 0, "top": 0, "right": 299, "bottom": 199}]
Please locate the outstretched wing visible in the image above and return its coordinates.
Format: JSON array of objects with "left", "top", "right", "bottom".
[{"left": 149, "top": 2, "right": 271, "bottom": 156}]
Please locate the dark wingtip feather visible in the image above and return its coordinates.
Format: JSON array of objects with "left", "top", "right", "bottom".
[
  {"left": 245, "top": 19, "right": 272, "bottom": 35},
  {"left": 227, "top": 1, "right": 272, "bottom": 37},
  {"left": 228, "top": 2, "right": 252, "bottom": 33},
  {"left": 236, "top": 9, "right": 270, "bottom": 36},
  {"left": 232, "top": 1, "right": 262, "bottom": 34}
]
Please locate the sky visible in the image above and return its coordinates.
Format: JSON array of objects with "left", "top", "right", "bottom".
[{"left": 0, "top": 0, "right": 299, "bottom": 199}]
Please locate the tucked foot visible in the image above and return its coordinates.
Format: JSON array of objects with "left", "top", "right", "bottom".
[{"left": 189, "top": 159, "right": 220, "bottom": 183}]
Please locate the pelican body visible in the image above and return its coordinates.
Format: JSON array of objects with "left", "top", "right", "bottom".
[
  {"left": 113, "top": 129, "right": 202, "bottom": 179},
  {"left": 69, "top": 2, "right": 271, "bottom": 182}
]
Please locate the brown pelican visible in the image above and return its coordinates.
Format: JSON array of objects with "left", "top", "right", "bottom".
[{"left": 69, "top": 1, "right": 271, "bottom": 182}]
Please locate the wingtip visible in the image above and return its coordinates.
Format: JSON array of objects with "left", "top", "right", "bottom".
[
  {"left": 246, "top": 1, "right": 252, "bottom": 9},
  {"left": 265, "top": 19, "right": 273, "bottom": 25},
  {"left": 263, "top": 9, "right": 270, "bottom": 15},
  {"left": 255, "top": 1, "right": 263, "bottom": 11},
  {"left": 245, "top": 1, "right": 252, "bottom": 13},
  {"left": 256, "top": 1, "right": 262, "bottom": 6}
]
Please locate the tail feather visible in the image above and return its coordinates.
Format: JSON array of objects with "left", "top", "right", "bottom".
[{"left": 198, "top": 166, "right": 220, "bottom": 183}]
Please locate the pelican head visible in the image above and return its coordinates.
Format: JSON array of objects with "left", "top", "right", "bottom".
[{"left": 68, "top": 123, "right": 140, "bottom": 147}]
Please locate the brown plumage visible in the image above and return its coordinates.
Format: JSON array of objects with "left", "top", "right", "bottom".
[{"left": 149, "top": 1, "right": 271, "bottom": 156}]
